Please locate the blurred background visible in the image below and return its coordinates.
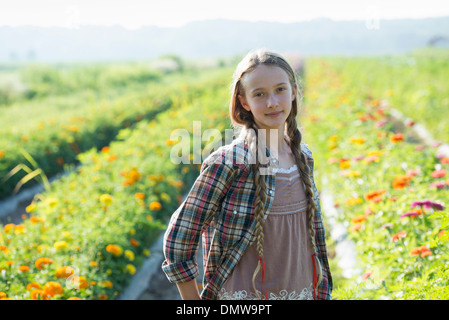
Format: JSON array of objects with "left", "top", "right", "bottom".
[{"left": 1, "top": 0, "right": 449, "bottom": 63}]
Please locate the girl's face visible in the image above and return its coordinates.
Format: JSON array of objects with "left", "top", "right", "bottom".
[{"left": 238, "top": 64, "right": 297, "bottom": 132}]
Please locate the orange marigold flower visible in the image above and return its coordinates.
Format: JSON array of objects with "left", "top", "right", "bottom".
[
  {"left": 3, "top": 223, "right": 15, "bottom": 233},
  {"left": 129, "top": 168, "right": 141, "bottom": 181},
  {"left": 390, "top": 133, "right": 404, "bottom": 143},
  {"left": 98, "top": 293, "right": 108, "bottom": 300},
  {"left": 30, "top": 289, "right": 46, "bottom": 300},
  {"left": 130, "top": 238, "right": 140, "bottom": 247},
  {"left": 106, "top": 244, "right": 123, "bottom": 256},
  {"left": 101, "top": 280, "right": 113, "bottom": 288},
  {"left": 101, "top": 146, "right": 110, "bottom": 153},
  {"left": 71, "top": 276, "right": 89, "bottom": 290},
  {"left": 166, "top": 138, "right": 177, "bottom": 146},
  {"left": 351, "top": 215, "right": 366, "bottom": 224},
  {"left": 149, "top": 201, "right": 162, "bottom": 211},
  {"left": 42, "top": 281, "right": 64, "bottom": 297},
  {"left": 30, "top": 216, "right": 44, "bottom": 223},
  {"left": 55, "top": 266, "right": 75, "bottom": 279},
  {"left": 27, "top": 283, "right": 41, "bottom": 291},
  {"left": 134, "top": 192, "right": 145, "bottom": 200},
  {"left": 392, "top": 175, "right": 413, "bottom": 189},
  {"left": 364, "top": 189, "right": 386, "bottom": 202},
  {"left": 339, "top": 160, "right": 351, "bottom": 169},
  {"left": 67, "top": 297, "right": 82, "bottom": 300},
  {"left": 18, "top": 265, "right": 30, "bottom": 272},
  {"left": 35, "top": 257, "right": 54, "bottom": 269},
  {"left": 14, "top": 224, "right": 26, "bottom": 234}
]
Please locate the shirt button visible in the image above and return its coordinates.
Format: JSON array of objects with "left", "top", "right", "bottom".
[
  {"left": 269, "top": 190, "right": 273, "bottom": 195},
  {"left": 233, "top": 210, "right": 237, "bottom": 215}
]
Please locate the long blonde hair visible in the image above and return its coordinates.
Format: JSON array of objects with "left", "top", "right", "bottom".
[{"left": 229, "top": 48, "right": 323, "bottom": 299}]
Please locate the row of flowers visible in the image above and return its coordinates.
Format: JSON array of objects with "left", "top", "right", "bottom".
[
  {"left": 0, "top": 66, "right": 233, "bottom": 300},
  {"left": 303, "top": 56, "right": 449, "bottom": 299},
  {"left": 0, "top": 69, "right": 175, "bottom": 200}
]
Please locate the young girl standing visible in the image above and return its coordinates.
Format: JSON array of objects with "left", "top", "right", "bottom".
[{"left": 162, "top": 49, "right": 332, "bottom": 300}]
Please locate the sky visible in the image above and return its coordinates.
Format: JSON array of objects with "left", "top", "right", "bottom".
[{"left": 0, "top": 0, "right": 448, "bottom": 29}]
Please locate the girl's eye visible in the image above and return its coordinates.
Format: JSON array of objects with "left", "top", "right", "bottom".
[
  {"left": 277, "top": 87, "right": 287, "bottom": 92},
  {"left": 254, "top": 92, "right": 264, "bottom": 97}
]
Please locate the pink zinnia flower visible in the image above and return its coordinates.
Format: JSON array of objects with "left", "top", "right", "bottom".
[
  {"left": 375, "top": 121, "right": 387, "bottom": 128},
  {"left": 411, "top": 200, "right": 445, "bottom": 211},
  {"left": 400, "top": 210, "right": 421, "bottom": 218},
  {"left": 415, "top": 145, "right": 426, "bottom": 151},
  {"left": 362, "top": 271, "right": 373, "bottom": 280},
  {"left": 392, "top": 231, "right": 407, "bottom": 242},
  {"left": 352, "top": 155, "right": 365, "bottom": 162},
  {"left": 432, "top": 169, "right": 446, "bottom": 178},
  {"left": 430, "top": 181, "right": 446, "bottom": 189},
  {"left": 406, "top": 169, "right": 421, "bottom": 177}
]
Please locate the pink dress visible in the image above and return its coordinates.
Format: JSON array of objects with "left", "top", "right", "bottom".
[{"left": 217, "top": 164, "right": 315, "bottom": 300}]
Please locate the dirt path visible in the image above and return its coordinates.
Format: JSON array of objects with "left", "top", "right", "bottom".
[{"left": 138, "top": 257, "right": 182, "bottom": 300}]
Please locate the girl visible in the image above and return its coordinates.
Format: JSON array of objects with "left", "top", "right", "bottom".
[{"left": 162, "top": 49, "right": 332, "bottom": 300}]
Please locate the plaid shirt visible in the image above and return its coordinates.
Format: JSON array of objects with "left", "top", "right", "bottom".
[{"left": 162, "top": 129, "right": 333, "bottom": 300}]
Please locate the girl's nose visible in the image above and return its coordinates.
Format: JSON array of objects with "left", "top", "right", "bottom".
[{"left": 267, "top": 93, "right": 278, "bottom": 107}]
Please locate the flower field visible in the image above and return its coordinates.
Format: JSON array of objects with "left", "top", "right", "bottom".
[
  {"left": 1, "top": 50, "right": 448, "bottom": 300},
  {"left": 0, "top": 64, "right": 234, "bottom": 300},
  {"left": 302, "top": 52, "right": 449, "bottom": 299},
  {"left": 0, "top": 62, "right": 179, "bottom": 200}
]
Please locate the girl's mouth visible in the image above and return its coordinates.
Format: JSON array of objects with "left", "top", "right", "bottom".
[{"left": 266, "top": 111, "right": 282, "bottom": 118}]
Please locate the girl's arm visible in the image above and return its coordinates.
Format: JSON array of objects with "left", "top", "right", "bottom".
[
  {"left": 176, "top": 279, "right": 201, "bottom": 300},
  {"left": 162, "top": 150, "right": 236, "bottom": 296}
]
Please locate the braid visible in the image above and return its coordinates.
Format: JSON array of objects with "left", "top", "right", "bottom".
[
  {"left": 286, "top": 115, "right": 324, "bottom": 289},
  {"left": 246, "top": 124, "right": 268, "bottom": 299}
]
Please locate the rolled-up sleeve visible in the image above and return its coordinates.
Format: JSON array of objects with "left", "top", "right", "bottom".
[{"left": 162, "top": 151, "right": 236, "bottom": 283}]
